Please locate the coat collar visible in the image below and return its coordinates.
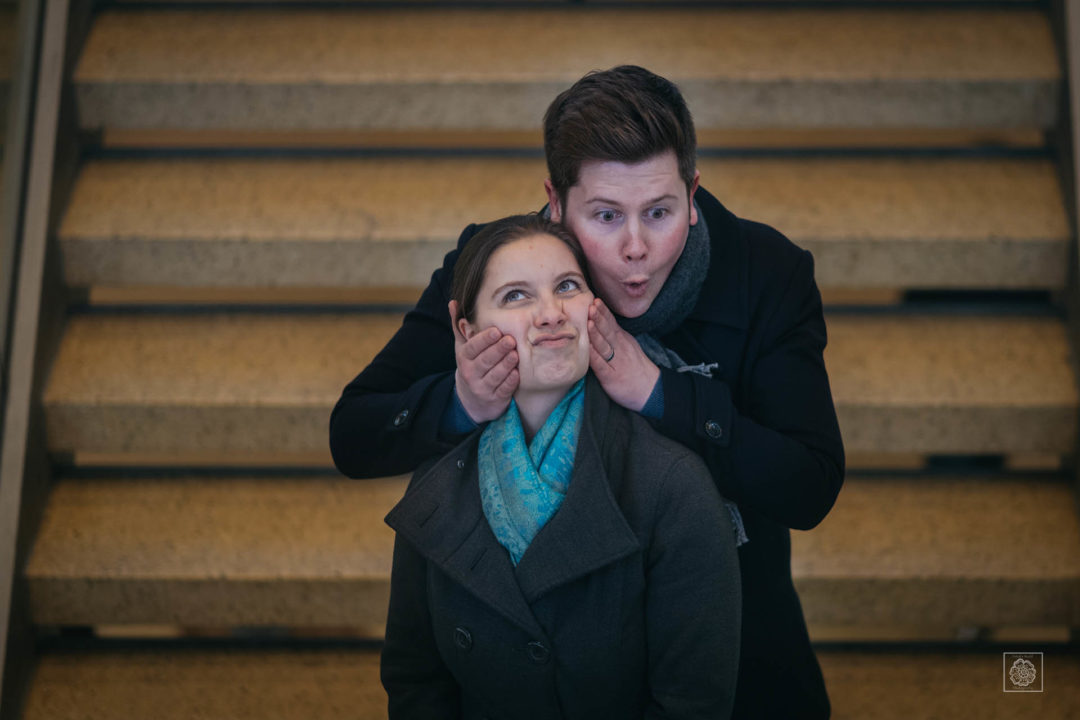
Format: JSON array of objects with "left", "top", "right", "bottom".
[
  {"left": 384, "top": 375, "right": 640, "bottom": 635},
  {"left": 686, "top": 186, "right": 749, "bottom": 331}
]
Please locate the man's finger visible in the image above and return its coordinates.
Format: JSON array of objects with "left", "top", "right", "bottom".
[
  {"left": 587, "top": 318, "right": 612, "bottom": 357},
  {"left": 480, "top": 346, "right": 519, "bottom": 389},
  {"left": 460, "top": 327, "right": 504, "bottom": 362},
  {"left": 591, "top": 298, "right": 619, "bottom": 336},
  {"left": 589, "top": 345, "right": 614, "bottom": 377},
  {"left": 493, "top": 368, "right": 520, "bottom": 400}
]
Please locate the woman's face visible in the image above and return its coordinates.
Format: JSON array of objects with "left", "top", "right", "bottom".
[{"left": 460, "top": 233, "right": 593, "bottom": 396}]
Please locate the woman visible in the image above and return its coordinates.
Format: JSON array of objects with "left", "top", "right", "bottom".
[{"left": 381, "top": 214, "right": 741, "bottom": 720}]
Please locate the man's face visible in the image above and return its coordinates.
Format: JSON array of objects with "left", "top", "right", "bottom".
[{"left": 547, "top": 150, "right": 699, "bottom": 319}]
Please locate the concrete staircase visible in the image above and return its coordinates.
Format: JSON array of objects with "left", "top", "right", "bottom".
[{"left": 16, "top": 0, "right": 1080, "bottom": 717}]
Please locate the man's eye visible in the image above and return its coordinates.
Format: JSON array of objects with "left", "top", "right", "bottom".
[
  {"left": 647, "top": 207, "right": 668, "bottom": 220},
  {"left": 556, "top": 279, "right": 580, "bottom": 293},
  {"left": 597, "top": 210, "right": 618, "bottom": 223}
]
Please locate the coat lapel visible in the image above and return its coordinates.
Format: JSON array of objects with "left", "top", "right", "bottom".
[
  {"left": 513, "top": 377, "right": 641, "bottom": 604},
  {"left": 385, "top": 441, "right": 546, "bottom": 639}
]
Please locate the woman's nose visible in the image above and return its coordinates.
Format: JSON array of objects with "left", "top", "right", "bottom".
[{"left": 534, "top": 294, "right": 567, "bottom": 326}]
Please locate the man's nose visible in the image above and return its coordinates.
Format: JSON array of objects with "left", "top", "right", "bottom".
[{"left": 622, "top": 220, "right": 648, "bottom": 262}]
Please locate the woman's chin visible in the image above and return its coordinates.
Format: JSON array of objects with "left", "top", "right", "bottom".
[{"left": 519, "top": 365, "right": 587, "bottom": 395}]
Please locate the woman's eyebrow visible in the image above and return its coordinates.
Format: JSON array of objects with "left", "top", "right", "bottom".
[
  {"left": 554, "top": 270, "right": 586, "bottom": 284},
  {"left": 490, "top": 280, "right": 530, "bottom": 299}
]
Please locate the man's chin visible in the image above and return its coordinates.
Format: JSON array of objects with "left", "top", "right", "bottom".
[{"left": 609, "top": 296, "right": 651, "bottom": 319}]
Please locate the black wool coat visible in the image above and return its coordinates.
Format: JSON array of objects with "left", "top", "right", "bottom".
[
  {"left": 331, "top": 187, "right": 845, "bottom": 718},
  {"left": 381, "top": 375, "right": 742, "bottom": 720}
]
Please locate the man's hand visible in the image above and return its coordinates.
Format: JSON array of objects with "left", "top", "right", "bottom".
[
  {"left": 449, "top": 300, "right": 519, "bottom": 423},
  {"left": 587, "top": 298, "right": 660, "bottom": 412}
]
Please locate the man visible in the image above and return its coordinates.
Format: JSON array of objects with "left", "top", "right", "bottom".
[{"left": 331, "top": 65, "right": 845, "bottom": 718}]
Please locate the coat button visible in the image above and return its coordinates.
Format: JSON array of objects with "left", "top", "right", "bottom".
[
  {"left": 392, "top": 409, "right": 410, "bottom": 427},
  {"left": 454, "top": 626, "right": 473, "bottom": 652},
  {"left": 704, "top": 420, "right": 723, "bottom": 439},
  {"left": 527, "top": 641, "right": 550, "bottom": 664},
  {"left": 456, "top": 459, "right": 465, "bottom": 470}
]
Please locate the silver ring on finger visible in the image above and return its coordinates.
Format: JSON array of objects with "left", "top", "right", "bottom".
[{"left": 604, "top": 346, "right": 615, "bottom": 363}]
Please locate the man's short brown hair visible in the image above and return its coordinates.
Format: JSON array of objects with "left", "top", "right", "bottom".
[{"left": 543, "top": 65, "right": 697, "bottom": 206}]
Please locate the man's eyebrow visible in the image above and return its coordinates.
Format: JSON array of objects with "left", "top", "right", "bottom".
[{"left": 584, "top": 193, "right": 679, "bottom": 206}]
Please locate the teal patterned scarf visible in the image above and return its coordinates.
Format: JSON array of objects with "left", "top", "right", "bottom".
[{"left": 478, "top": 378, "right": 586, "bottom": 566}]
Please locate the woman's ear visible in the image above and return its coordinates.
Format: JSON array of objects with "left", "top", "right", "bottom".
[
  {"left": 544, "top": 178, "right": 562, "bottom": 222},
  {"left": 457, "top": 316, "right": 476, "bottom": 341}
]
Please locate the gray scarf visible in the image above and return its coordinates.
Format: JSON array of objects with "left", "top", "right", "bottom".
[{"left": 622, "top": 205, "right": 749, "bottom": 547}]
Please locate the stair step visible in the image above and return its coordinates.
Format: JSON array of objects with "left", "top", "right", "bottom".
[
  {"left": 792, "top": 476, "right": 1080, "bottom": 627},
  {"left": 26, "top": 475, "right": 402, "bottom": 626},
  {"left": 24, "top": 648, "right": 388, "bottom": 720},
  {"left": 74, "top": 8, "right": 1059, "bottom": 132},
  {"left": 59, "top": 156, "right": 1069, "bottom": 292},
  {"left": 21, "top": 648, "right": 1080, "bottom": 719},
  {"left": 26, "top": 475, "right": 1080, "bottom": 627},
  {"left": 41, "top": 313, "right": 1077, "bottom": 461}
]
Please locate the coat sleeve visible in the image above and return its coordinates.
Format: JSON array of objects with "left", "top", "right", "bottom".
[
  {"left": 644, "top": 453, "right": 741, "bottom": 720},
  {"left": 381, "top": 534, "right": 462, "bottom": 719},
  {"left": 654, "top": 247, "right": 845, "bottom": 531},
  {"left": 328, "top": 224, "right": 479, "bottom": 479}
]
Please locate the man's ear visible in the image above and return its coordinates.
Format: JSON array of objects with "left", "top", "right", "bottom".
[
  {"left": 688, "top": 169, "right": 701, "bottom": 226},
  {"left": 544, "top": 178, "right": 562, "bottom": 222}
]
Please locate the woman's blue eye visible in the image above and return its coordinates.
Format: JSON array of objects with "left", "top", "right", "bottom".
[
  {"left": 502, "top": 290, "right": 525, "bottom": 303},
  {"left": 556, "top": 279, "right": 580, "bottom": 293}
]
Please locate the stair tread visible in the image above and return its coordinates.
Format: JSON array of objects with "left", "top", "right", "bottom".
[
  {"left": 75, "top": 9, "right": 1057, "bottom": 83},
  {"left": 73, "top": 8, "right": 1059, "bottom": 130},
  {"left": 25, "top": 475, "right": 1080, "bottom": 626},
  {"left": 21, "top": 648, "right": 1080, "bottom": 719},
  {"left": 59, "top": 156, "right": 1069, "bottom": 290},
  {"left": 40, "top": 312, "right": 1077, "bottom": 457},
  {"left": 26, "top": 475, "right": 1078, "bottom": 581},
  {"left": 25, "top": 649, "right": 388, "bottom": 719}
]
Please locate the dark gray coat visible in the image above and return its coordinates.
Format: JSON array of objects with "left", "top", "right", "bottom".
[{"left": 381, "top": 376, "right": 741, "bottom": 720}]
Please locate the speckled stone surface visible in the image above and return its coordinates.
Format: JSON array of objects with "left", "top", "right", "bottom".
[
  {"left": 42, "top": 313, "right": 404, "bottom": 459},
  {"left": 41, "top": 312, "right": 1078, "bottom": 458},
  {"left": 26, "top": 475, "right": 404, "bottom": 625},
  {"left": 20, "top": 649, "right": 1080, "bottom": 720},
  {"left": 23, "top": 648, "right": 1080, "bottom": 720},
  {"left": 73, "top": 9, "right": 1059, "bottom": 130},
  {"left": 821, "top": 650, "right": 1080, "bottom": 719},
  {"left": 25, "top": 472, "right": 1080, "bottom": 628},
  {"left": 828, "top": 314, "right": 1077, "bottom": 453},
  {"left": 793, "top": 476, "right": 1080, "bottom": 626},
  {"left": 58, "top": 156, "right": 1069, "bottom": 290},
  {"left": 24, "top": 650, "right": 388, "bottom": 720}
]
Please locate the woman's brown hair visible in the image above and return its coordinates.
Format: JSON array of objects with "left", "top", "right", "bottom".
[{"left": 451, "top": 214, "right": 589, "bottom": 325}]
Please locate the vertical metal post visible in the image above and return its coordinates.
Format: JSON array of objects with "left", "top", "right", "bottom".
[{"left": 0, "top": 0, "right": 69, "bottom": 712}]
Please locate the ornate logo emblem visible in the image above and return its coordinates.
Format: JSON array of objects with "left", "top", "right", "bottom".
[
  {"left": 1003, "top": 652, "right": 1044, "bottom": 692},
  {"left": 1008, "top": 658, "right": 1037, "bottom": 687}
]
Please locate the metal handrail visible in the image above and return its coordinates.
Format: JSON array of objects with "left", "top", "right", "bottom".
[{"left": 0, "top": 0, "right": 69, "bottom": 714}]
